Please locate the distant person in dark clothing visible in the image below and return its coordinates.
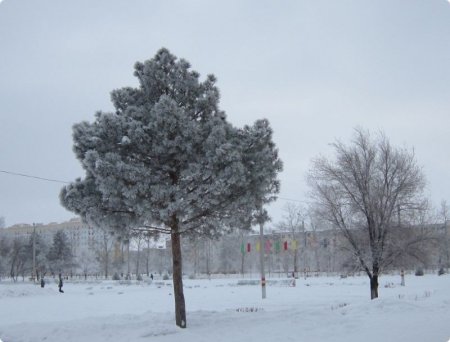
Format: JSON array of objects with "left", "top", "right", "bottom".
[
  {"left": 58, "top": 273, "right": 64, "bottom": 293},
  {"left": 41, "top": 278, "right": 45, "bottom": 288},
  {"left": 150, "top": 273, "right": 154, "bottom": 280}
]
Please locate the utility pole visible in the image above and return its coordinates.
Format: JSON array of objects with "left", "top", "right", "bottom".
[
  {"left": 259, "top": 218, "right": 266, "bottom": 299},
  {"left": 32, "top": 223, "right": 36, "bottom": 282},
  {"left": 444, "top": 217, "right": 449, "bottom": 272}
]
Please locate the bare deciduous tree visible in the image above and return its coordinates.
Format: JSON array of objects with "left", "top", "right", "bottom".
[
  {"left": 382, "top": 200, "right": 436, "bottom": 272},
  {"left": 277, "top": 203, "right": 305, "bottom": 275},
  {"left": 308, "top": 128, "right": 426, "bottom": 299},
  {"left": 95, "top": 227, "right": 116, "bottom": 279}
]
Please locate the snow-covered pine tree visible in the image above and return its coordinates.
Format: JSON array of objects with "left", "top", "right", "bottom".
[
  {"left": 47, "top": 230, "right": 73, "bottom": 275},
  {"left": 60, "top": 48, "right": 282, "bottom": 328}
]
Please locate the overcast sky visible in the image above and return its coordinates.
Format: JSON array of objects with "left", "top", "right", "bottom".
[{"left": 1, "top": 0, "right": 449, "bottom": 227}]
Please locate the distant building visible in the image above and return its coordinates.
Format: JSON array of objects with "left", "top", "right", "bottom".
[
  {"left": 2, "top": 218, "right": 169, "bottom": 277},
  {"left": 3, "top": 218, "right": 101, "bottom": 260}
]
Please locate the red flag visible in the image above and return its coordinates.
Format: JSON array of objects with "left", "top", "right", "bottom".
[
  {"left": 265, "top": 240, "right": 272, "bottom": 253},
  {"left": 247, "top": 243, "right": 251, "bottom": 252},
  {"left": 283, "top": 241, "right": 288, "bottom": 251}
]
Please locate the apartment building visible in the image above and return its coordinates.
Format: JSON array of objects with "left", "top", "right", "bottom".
[{"left": 3, "top": 218, "right": 100, "bottom": 259}]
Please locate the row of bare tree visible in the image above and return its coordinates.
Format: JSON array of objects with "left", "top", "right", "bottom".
[{"left": 0, "top": 230, "right": 73, "bottom": 281}]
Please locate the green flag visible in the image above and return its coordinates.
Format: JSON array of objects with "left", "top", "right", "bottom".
[{"left": 275, "top": 240, "right": 281, "bottom": 253}]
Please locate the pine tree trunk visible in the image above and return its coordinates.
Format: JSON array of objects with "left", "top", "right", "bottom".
[
  {"left": 370, "top": 274, "right": 379, "bottom": 299},
  {"left": 171, "top": 224, "right": 186, "bottom": 328}
]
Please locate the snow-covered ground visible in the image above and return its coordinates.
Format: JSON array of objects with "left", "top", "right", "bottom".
[{"left": 1, "top": 274, "right": 449, "bottom": 342}]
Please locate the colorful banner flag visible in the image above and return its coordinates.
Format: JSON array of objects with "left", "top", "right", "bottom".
[
  {"left": 240, "top": 239, "right": 300, "bottom": 254},
  {"left": 291, "top": 240, "right": 297, "bottom": 250},
  {"left": 275, "top": 240, "right": 281, "bottom": 253},
  {"left": 265, "top": 240, "right": 272, "bottom": 253}
]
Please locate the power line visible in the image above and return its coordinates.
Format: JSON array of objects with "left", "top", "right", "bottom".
[
  {"left": 0, "top": 170, "right": 70, "bottom": 184},
  {"left": 0, "top": 169, "right": 311, "bottom": 204}
]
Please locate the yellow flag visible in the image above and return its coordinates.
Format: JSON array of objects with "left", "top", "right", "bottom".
[
  {"left": 256, "top": 241, "right": 261, "bottom": 252},
  {"left": 291, "top": 240, "right": 297, "bottom": 250}
]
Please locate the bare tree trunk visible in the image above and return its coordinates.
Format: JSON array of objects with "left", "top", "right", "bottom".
[
  {"left": 121, "top": 242, "right": 125, "bottom": 265},
  {"left": 127, "top": 242, "right": 130, "bottom": 277},
  {"left": 240, "top": 241, "right": 246, "bottom": 276},
  {"left": 370, "top": 274, "right": 379, "bottom": 299},
  {"left": 102, "top": 235, "right": 110, "bottom": 279},
  {"left": 313, "top": 247, "right": 320, "bottom": 272},
  {"left": 293, "top": 248, "right": 298, "bottom": 274},
  {"left": 146, "top": 239, "right": 150, "bottom": 276},
  {"left": 370, "top": 265, "right": 379, "bottom": 299},
  {"left": 170, "top": 218, "right": 186, "bottom": 328},
  {"left": 193, "top": 241, "right": 198, "bottom": 275},
  {"left": 136, "top": 237, "right": 141, "bottom": 277},
  {"left": 205, "top": 239, "right": 211, "bottom": 275},
  {"left": 105, "top": 257, "right": 108, "bottom": 279}
]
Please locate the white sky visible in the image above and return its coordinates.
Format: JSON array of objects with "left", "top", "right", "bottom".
[{"left": 0, "top": 0, "right": 449, "bottom": 227}]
